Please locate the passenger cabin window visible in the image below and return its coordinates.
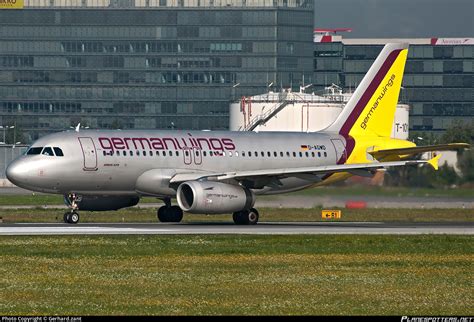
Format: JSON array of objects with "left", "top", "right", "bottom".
[
  {"left": 26, "top": 147, "right": 43, "bottom": 155},
  {"left": 41, "top": 147, "right": 54, "bottom": 156}
]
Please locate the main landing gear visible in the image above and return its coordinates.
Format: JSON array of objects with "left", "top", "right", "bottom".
[
  {"left": 233, "top": 208, "right": 259, "bottom": 225},
  {"left": 157, "top": 198, "right": 183, "bottom": 223},
  {"left": 64, "top": 193, "right": 80, "bottom": 224}
]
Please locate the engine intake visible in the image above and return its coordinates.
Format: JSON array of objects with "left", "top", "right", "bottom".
[{"left": 177, "top": 181, "right": 255, "bottom": 214}]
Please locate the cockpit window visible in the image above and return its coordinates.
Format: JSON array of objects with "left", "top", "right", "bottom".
[
  {"left": 26, "top": 147, "right": 43, "bottom": 155},
  {"left": 41, "top": 147, "right": 54, "bottom": 156},
  {"left": 53, "top": 147, "right": 64, "bottom": 156}
]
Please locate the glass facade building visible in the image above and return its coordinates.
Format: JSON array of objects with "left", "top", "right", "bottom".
[
  {"left": 0, "top": 0, "right": 314, "bottom": 143},
  {"left": 313, "top": 38, "right": 473, "bottom": 134}
]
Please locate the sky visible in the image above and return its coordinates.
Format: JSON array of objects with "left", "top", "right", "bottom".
[{"left": 314, "top": 0, "right": 474, "bottom": 38}]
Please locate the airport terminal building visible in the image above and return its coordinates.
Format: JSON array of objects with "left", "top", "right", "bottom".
[
  {"left": 0, "top": 1, "right": 472, "bottom": 144},
  {"left": 0, "top": 0, "right": 314, "bottom": 142},
  {"left": 313, "top": 36, "right": 473, "bottom": 133}
]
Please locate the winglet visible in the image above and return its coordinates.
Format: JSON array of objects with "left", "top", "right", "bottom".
[{"left": 427, "top": 154, "right": 442, "bottom": 171}]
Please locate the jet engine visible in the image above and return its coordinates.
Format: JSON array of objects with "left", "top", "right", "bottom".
[
  {"left": 64, "top": 195, "right": 140, "bottom": 211},
  {"left": 176, "top": 181, "right": 255, "bottom": 214}
]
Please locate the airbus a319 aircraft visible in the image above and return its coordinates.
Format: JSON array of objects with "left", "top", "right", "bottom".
[{"left": 6, "top": 43, "right": 469, "bottom": 225}]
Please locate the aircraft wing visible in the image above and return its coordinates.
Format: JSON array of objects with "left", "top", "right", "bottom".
[
  {"left": 169, "top": 155, "right": 441, "bottom": 184},
  {"left": 369, "top": 143, "right": 469, "bottom": 161}
]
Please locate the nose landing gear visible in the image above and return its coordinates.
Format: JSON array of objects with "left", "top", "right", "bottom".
[
  {"left": 63, "top": 193, "right": 81, "bottom": 224},
  {"left": 63, "top": 211, "right": 80, "bottom": 224}
]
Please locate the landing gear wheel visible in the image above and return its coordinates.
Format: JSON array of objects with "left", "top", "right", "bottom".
[
  {"left": 63, "top": 211, "right": 80, "bottom": 224},
  {"left": 247, "top": 208, "right": 259, "bottom": 225},
  {"left": 233, "top": 208, "right": 259, "bottom": 225},
  {"left": 157, "top": 205, "right": 183, "bottom": 223},
  {"left": 69, "top": 211, "right": 80, "bottom": 224},
  {"left": 157, "top": 206, "right": 168, "bottom": 222}
]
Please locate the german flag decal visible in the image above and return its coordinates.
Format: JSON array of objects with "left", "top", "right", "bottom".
[{"left": 300, "top": 145, "right": 309, "bottom": 151}]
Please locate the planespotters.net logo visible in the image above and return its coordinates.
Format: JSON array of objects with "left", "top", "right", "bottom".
[{"left": 401, "top": 317, "right": 474, "bottom": 322}]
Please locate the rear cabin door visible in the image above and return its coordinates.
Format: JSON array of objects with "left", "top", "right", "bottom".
[
  {"left": 78, "top": 137, "right": 98, "bottom": 171},
  {"left": 330, "top": 139, "right": 347, "bottom": 164}
]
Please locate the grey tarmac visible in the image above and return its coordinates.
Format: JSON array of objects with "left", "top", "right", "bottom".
[{"left": 0, "top": 222, "right": 472, "bottom": 235}]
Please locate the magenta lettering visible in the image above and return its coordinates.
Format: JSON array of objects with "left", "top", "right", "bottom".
[{"left": 97, "top": 136, "right": 236, "bottom": 152}]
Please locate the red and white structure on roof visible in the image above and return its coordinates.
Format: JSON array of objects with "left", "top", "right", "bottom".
[
  {"left": 313, "top": 28, "right": 352, "bottom": 43},
  {"left": 313, "top": 29, "right": 474, "bottom": 45}
]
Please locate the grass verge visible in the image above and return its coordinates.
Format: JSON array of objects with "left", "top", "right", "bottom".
[
  {"left": 0, "top": 186, "right": 472, "bottom": 206},
  {"left": 0, "top": 235, "right": 472, "bottom": 315}
]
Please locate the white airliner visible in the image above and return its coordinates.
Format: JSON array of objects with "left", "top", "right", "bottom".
[{"left": 6, "top": 43, "right": 468, "bottom": 224}]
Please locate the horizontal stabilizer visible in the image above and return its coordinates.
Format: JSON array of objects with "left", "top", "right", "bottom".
[{"left": 369, "top": 143, "right": 470, "bottom": 160}]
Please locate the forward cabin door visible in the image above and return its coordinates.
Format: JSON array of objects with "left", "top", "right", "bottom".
[
  {"left": 330, "top": 139, "right": 347, "bottom": 164},
  {"left": 78, "top": 137, "right": 98, "bottom": 171}
]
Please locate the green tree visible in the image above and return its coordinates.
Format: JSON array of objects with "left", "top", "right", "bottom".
[
  {"left": 4, "top": 122, "right": 25, "bottom": 145},
  {"left": 457, "top": 149, "right": 474, "bottom": 183},
  {"left": 439, "top": 120, "right": 474, "bottom": 144}
]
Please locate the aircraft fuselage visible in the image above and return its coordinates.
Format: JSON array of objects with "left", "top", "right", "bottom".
[{"left": 7, "top": 130, "right": 348, "bottom": 197}]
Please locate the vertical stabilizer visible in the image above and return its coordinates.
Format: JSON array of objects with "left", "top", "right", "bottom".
[{"left": 324, "top": 43, "right": 409, "bottom": 138}]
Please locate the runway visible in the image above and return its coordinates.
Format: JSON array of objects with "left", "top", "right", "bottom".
[{"left": 0, "top": 222, "right": 472, "bottom": 235}]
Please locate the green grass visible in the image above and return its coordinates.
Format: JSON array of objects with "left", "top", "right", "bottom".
[
  {"left": 0, "top": 235, "right": 472, "bottom": 315},
  {"left": 1, "top": 185, "right": 472, "bottom": 206},
  {"left": 287, "top": 186, "right": 474, "bottom": 198},
  {"left": 0, "top": 207, "right": 473, "bottom": 223}
]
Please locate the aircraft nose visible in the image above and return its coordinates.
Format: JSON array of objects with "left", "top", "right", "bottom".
[{"left": 6, "top": 160, "right": 30, "bottom": 186}]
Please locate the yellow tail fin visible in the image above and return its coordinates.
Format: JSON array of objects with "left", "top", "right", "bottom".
[{"left": 324, "top": 43, "right": 409, "bottom": 138}]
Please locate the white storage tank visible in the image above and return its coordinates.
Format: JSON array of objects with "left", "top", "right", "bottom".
[{"left": 229, "top": 87, "right": 409, "bottom": 140}]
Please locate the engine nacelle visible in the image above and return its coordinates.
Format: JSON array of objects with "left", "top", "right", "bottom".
[
  {"left": 64, "top": 195, "right": 140, "bottom": 211},
  {"left": 177, "top": 181, "right": 255, "bottom": 214}
]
